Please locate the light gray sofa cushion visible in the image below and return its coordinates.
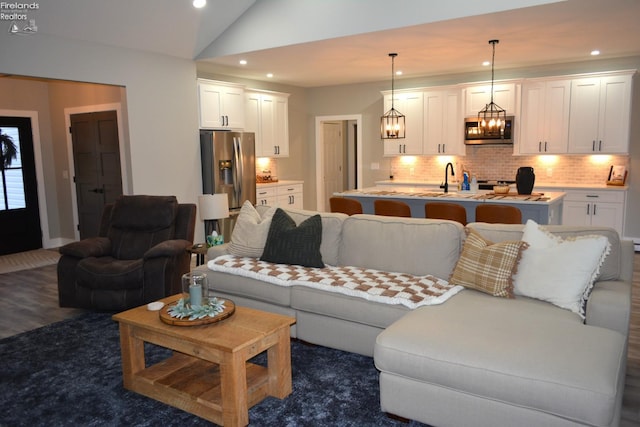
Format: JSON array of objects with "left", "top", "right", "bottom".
[
  {"left": 257, "top": 205, "right": 346, "bottom": 266},
  {"left": 375, "top": 289, "right": 627, "bottom": 427},
  {"left": 339, "top": 215, "right": 464, "bottom": 279},
  {"left": 203, "top": 268, "right": 291, "bottom": 306},
  {"left": 291, "top": 286, "right": 410, "bottom": 329}
]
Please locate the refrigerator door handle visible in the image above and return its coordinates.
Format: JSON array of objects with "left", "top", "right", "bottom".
[{"left": 233, "top": 137, "right": 244, "bottom": 203}]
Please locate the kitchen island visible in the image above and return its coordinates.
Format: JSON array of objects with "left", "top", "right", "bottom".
[{"left": 334, "top": 187, "right": 566, "bottom": 224}]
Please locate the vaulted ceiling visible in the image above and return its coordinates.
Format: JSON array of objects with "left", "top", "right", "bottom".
[{"left": 22, "top": 0, "right": 640, "bottom": 87}]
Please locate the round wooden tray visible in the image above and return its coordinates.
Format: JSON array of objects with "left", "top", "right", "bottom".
[{"left": 159, "top": 299, "right": 235, "bottom": 326}]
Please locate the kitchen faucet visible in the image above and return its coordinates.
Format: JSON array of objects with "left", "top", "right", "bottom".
[{"left": 440, "top": 162, "right": 455, "bottom": 193}]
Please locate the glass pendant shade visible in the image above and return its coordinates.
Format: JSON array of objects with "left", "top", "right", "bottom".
[
  {"left": 381, "top": 53, "right": 405, "bottom": 139},
  {"left": 477, "top": 40, "right": 507, "bottom": 138}
]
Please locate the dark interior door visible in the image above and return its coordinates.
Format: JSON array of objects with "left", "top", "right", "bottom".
[
  {"left": 0, "top": 116, "right": 41, "bottom": 255},
  {"left": 70, "top": 111, "right": 123, "bottom": 239}
]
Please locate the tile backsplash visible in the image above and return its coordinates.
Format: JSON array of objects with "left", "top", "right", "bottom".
[{"left": 390, "top": 146, "right": 630, "bottom": 186}]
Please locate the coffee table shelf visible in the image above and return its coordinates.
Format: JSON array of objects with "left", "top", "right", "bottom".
[
  {"left": 113, "top": 295, "right": 296, "bottom": 426},
  {"left": 133, "top": 353, "right": 269, "bottom": 424}
]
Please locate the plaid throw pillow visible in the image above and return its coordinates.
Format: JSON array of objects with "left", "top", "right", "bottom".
[{"left": 449, "top": 229, "right": 527, "bottom": 298}]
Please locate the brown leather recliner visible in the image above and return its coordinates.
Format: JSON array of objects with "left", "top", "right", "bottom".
[{"left": 57, "top": 195, "right": 196, "bottom": 311}]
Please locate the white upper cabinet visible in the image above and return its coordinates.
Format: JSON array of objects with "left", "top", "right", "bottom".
[
  {"left": 423, "top": 88, "right": 464, "bottom": 155},
  {"left": 568, "top": 73, "right": 633, "bottom": 154},
  {"left": 245, "top": 90, "right": 290, "bottom": 158},
  {"left": 198, "top": 79, "right": 245, "bottom": 130},
  {"left": 463, "top": 83, "right": 518, "bottom": 117},
  {"left": 519, "top": 79, "right": 571, "bottom": 154},
  {"left": 382, "top": 91, "right": 424, "bottom": 156}
]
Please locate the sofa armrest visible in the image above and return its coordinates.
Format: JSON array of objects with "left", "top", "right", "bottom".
[
  {"left": 585, "top": 280, "right": 632, "bottom": 337},
  {"left": 144, "top": 239, "right": 192, "bottom": 259},
  {"left": 207, "top": 243, "right": 230, "bottom": 261},
  {"left": 59, "top": 237, "right": 111, "bottom": 258}
]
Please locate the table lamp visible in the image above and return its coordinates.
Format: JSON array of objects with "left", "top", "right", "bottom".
[{"left": 198, "top": 194, "right": 229, "bottom": 244}]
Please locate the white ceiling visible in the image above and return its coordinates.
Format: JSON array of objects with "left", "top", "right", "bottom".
[{"left": 22, "top": 0, "right": 640, "bottom": 88}]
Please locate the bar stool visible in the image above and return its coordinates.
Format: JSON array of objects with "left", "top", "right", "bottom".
[
  {"left": 374, "top": 199, "right": 412, "bottom": 217},
  {"left": 475, "top": 204, "right": 522, "bottom": 224},
  {"left": 424, "top": 202, "right": 467, "bottom": 225},
  {"left": 329, "top": 197, "right": 363, "bottom": 216}
]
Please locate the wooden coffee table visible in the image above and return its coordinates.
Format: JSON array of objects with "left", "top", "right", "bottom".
[{"left": 112, "top": 294, "right": 296, "bottom": 426}]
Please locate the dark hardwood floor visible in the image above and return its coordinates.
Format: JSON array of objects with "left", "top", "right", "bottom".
[{"left": 1, "top": 254, "right": 640, "bottom": 425}]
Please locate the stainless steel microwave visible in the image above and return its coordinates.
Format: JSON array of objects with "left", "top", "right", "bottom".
[{"left": 464, "top": 116, "right": 514, "bottom": 145}]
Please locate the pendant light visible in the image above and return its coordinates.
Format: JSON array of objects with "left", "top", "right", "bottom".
[
  {"left": 381, "top": 53, "right": 405, "bottom": 139},
  {"left": 477, "top": 40, "right": 507, "bottom": 137}
]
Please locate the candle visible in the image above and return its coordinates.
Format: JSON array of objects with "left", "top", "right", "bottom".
[{"left": 189, "top": 283, "right": 202, "bottom": 306}]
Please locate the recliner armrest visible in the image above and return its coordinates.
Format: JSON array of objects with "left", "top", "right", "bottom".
[
  {"left": 144, "top": 239, "right": 192, "bottom": 259},
  {"left": 59, "top": 237, "right": 112, "bottom": 259}
]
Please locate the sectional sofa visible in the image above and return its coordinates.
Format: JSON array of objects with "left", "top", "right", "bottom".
[{"left": 195, "top": 204, "right": 633, "bottom": 427}]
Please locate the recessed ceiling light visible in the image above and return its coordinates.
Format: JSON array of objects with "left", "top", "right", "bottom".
[
  {"left": 193, "top": 0, "right": 206, "bottom": 8},
  {"left": 591, "top": 50, "right": 600, "bottom": 56},
  {"left": 482, "top": 61, "right": 491, "bottom": 66},
  {"left": 266, "top": 73, "right": 274, "bottom": 78},
  {"left": 239, "top": 59, "right": 247, "bottom": 65}
]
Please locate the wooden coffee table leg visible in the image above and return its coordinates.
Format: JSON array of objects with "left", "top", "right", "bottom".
[
  {"left": 220, "top": 351, "right": 249, "bottom": 427},
  {"left": 267, "top": 327, "right": 292, "bottom": 398},
  {"left": 118, "top": 323, "right": 145, "bottom": 389}
]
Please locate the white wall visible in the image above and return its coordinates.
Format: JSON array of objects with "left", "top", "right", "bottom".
[{"left": 0, "top": 32, "right": 204, "bottom": 240}]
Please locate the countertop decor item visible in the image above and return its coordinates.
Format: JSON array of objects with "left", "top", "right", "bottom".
[
  {"left": 607, "top": 165, "right": 627, "bottom": 186},
  {"left": 493, "top": 185, "right": 510, "bottom": 194},
  {"left": 516, "top": 166, "right": 535, "bottom": 195}
]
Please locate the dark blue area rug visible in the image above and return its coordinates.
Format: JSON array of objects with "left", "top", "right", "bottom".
[{"left": 0, "top": 312, "right": 427, "bottom": 426}]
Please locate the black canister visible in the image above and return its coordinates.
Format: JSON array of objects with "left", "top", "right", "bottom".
[{"left": 516, "top": 167, "right": 535, "bottom": 195}]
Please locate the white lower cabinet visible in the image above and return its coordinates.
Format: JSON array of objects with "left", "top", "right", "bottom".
[
  {"left": 256, "top": 186, "right": 277, "bottom": 207},
  {"left": 276, "top": 184, "right": 303, "bottom": 209},
  {"left": 561, "top": 189, "right": 626, "bottom": 236},
  {"left": 256, "top": 182, "right": 303, "bottom": 209}
]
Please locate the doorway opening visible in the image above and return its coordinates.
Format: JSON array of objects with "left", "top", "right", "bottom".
[{"left": 315, "top": 115, "right": 362, "bottom": 212}]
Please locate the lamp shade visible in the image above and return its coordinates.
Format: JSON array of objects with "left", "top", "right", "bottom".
[{"left": 198, "top": 194, "right": 229, "bottom": 221}]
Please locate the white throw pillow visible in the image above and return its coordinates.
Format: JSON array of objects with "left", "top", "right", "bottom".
[
  {"left": 513, "top": 220, "right": 610, "bottom": 318},
  {"left": 228, "top": 201, "right": 277, "bottom": 258}
]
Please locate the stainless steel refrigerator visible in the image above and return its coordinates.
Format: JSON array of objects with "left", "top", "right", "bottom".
[{"left": 200, "top": 130, "right": 256, "bottom": 211}]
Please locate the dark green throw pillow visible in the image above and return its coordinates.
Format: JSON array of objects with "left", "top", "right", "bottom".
[{"left": 260, "top": 208, "right": 324, "bottom": 268}]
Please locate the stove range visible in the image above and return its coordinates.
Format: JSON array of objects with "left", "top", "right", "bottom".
[{"left": 476, "top": 180, "right": 516, "bottom": 190}]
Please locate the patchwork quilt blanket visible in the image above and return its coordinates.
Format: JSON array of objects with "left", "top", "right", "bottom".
[{"left": 208, "top": 255, "right": 463, "bottom": 309}]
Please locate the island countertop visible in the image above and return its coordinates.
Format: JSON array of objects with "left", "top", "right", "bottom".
[
  {"left": 334, "top": 187, "right": 566, "bottom": 224},
  {"left": 335, "top": 187, "right": 566, "bottom": 205}
]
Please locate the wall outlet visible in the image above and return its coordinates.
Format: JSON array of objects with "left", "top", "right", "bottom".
[{"left": 371, "top": 162, "right": 380, "bottom": 170}]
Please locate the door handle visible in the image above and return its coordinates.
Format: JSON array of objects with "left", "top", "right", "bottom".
[{"left": 89, "top": 188, "right": 104, "bottom": 194}]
